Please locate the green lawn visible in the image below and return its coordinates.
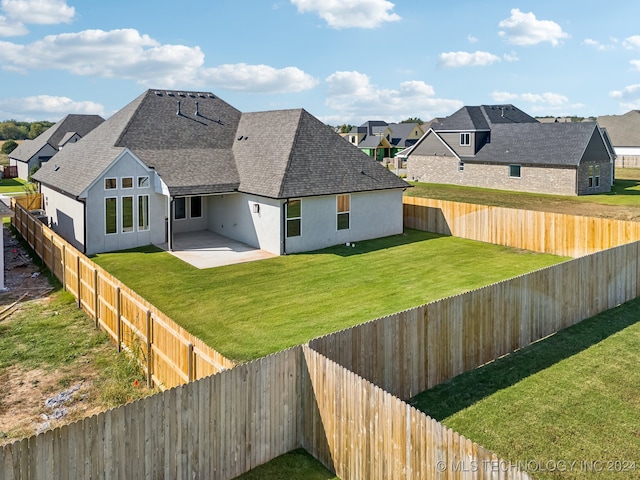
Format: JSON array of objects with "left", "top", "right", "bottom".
[
  {"left": 233, "top": 449, "right": 338, "bottom": 480},
  {"left": 92, "top": 229, "right": 567, "bottom": 362},
  {"left": 0, "top": 177, "right": 27, "bottom": 193},
  {"left": 409, "top": 296, "right": 640, "bottom": 479}
]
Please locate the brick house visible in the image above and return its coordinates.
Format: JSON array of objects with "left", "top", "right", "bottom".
[{"left": 405, "top": 105, "right": 615, "bottom": 196}]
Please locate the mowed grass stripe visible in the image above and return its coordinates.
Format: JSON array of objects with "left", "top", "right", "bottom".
[
  {"left": 92, "top": 229, "right": 567, "bottom": 362},
  {"left": 410, "top": 297, "right": 640, "bottom": 480}
]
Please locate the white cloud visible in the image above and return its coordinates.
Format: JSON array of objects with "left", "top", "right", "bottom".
[
  {"left": 491, "top": 91, "right": 569, "bottom": 106},
  {"left": 290, "top": 0, "right": 400, "bottom": 29},
  {"left": 438, "top": 51, "right": 501, "bottom": 68},
  {"left": 0, "top": 94, "right": 105, "bottom": 121},
  {"left": 467, "top": 34, "right": 478, "bottom": 44},
  {"left": 0, "top": 14, "right": 26, "bottom": 36},
  {"left": 198, "top": 64, "right": 318, "bottom": 93},
  {"left": 324, "top": 71, "right": 462, "bottom": 124},
  {"left": 498, "top": 8, "right": 569, "bottom": 46},
  {"left": 503, "top": 52, "right": 519, "bottom": 62},
  {"left": 623, "top": 35, "right": 640, "bottom": 49},
  {"left": 609, "top": 84, "right": 640, "bottom": 110},
  {"left": 0, "top": 28, "right": 318, "bottom": 93},
  {"left": 0, "top": 0, "right": 74, "bottom": 36},
  {"left": 2, "top": 0, "right": 74, "bottom": 24},
  {"left": 583, "top": 38, "right": 618, "bottom": 51},
  {"left": 631, "top": 60, "right": 640, "bottom": 71}
]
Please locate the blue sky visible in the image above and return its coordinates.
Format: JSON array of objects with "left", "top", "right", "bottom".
[{"left": 2, "top": 0, "right": 640, "bottom": 125}]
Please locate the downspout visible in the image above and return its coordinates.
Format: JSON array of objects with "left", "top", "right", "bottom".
[
  {"left": 282, "top": 199, "right": 288, "bottom": 255},
  {"left": 168, "top": 196, "right": 173, "bottom": 251},
  {"left": 82, "top": 198, "right": 87, "bottom": 254}
]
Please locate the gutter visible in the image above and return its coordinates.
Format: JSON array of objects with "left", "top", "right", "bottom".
[{"left": 282, "top": 199, "right": 288, "bottom": 255}]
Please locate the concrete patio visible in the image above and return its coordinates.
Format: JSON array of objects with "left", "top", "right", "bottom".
[{"left": 157, "top": 230, "right": 276, "bottom": 269}]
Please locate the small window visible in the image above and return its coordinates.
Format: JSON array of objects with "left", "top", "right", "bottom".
[
  {"left": 174, "top": 197, "right": 186, "bottom": 220},
  {"left": 138, "top": 176, "right": 149, "bottom": 188},
  {"left": 138, "top": 195, "right": 149, "bottom": 231},
  {"left": 105, "top": 178, "right": 117, "bottom": 190},
  {"left": 460, "top": 133, "right": 471, "bottom": 146},
  {"left": 588, "top": 166, "right": 594, "bottom": 188},
  {"left": 122, "top": 196, "right": 133, "bottom": 233},
  {"left": 121, "top": 177, "right": 133, "bottom": 189},
  {"left": 337, "top": 194, "right": 350, "bottom": 230},
  {"left": 105, "top": 197, "right": 117, "bottom": 234},
  {"left": 458, "top": 161, "right": 464, "bottom": 172},
  {"left": 286, "top": 199, "right": 301, "bottom": 238},
  {"left": 595, "top": 165, "right": 600, "bottom": 187},
  {"left": 191, "top": 196, "right": 202, "bottom": 218},
  {"left": 509, "top": 164, "right": 521, "bottom": 178}
]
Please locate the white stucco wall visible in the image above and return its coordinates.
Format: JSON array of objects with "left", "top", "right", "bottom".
[
  {"left": 83, "top": 151, "right": 166, "bottom": 254},
  {"left": 42, "top": 185, "right": 86, "bottom": 252},
  {"left": 17, "top": 144, "right": 57, "bottom": 180},
  {"left": 285, "top": 189, "right": 404, "bottom": 254},
  {"left": 207, "top": 193, "right": 283, "bottom": 254}
]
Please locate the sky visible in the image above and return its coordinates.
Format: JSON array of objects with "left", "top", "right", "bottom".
[{"left": 2, "top": 0, "right": 640, "bottom": 126}]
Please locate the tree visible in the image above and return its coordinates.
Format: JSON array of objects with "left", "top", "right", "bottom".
[
  {"left": 339, "top": 124, "right": 353, "bottom": 133},
  {"left": 401, "top": 117, "right": 423, "bottom": 125},
  {"left": 1, "top": 139, "right": 18, "bottom": 154},
  {"left": 0, "top": 121, "right": 28, "bottom": 140},
  {"left": 28, "top": 122, "right": 50, "bottom": 139}
]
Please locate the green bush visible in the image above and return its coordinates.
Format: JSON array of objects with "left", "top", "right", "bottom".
[{"left": 1, "top": 139, "right": 18, "bottom": 154}]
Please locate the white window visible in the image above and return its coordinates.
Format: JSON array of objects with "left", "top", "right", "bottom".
[
  {"left": 105, "top": 197, "right": 117, "bottom": 234},
  {"left": 286, "top": 199, "right": 301, "bottom": 237},
  {"left": 337, "top": 194, "right": 350, "bottom": 230},
  {"left": 121, "top": 177, "right": 133, "bottom": 189},
  {"left": 460, "top": 133, "right": 471, "bottom": 146},
  {"left": 138, "top": 195, "right": 149, "bottom": 231},
  {"left": 509, "top": 164, "right": 521, "bottom": 178},
  {"left": 138, "top": 176, "right": 149, "bottom": 188},
  {"left": 190, "top": 196, "right": 202, "bottom": 218},
  {"left": 122, "top": 196, "right": 133, "bottom": 233},
  {"left": 105, "top": 178, "right": 117, "bottom": 190},
  {"left": 589, "top": 165, "right": 601, "bottom": 188},
  {"left": 174, "top": 197, "right": 186, "bottom": 220},
  {"left": 458, "top": 161, "right": 464, "bottom": 172}
]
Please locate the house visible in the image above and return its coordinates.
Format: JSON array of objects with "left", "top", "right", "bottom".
[
  {"left": 347, "top": 121, "right": 424, "bottom": 161},
  {"left": 406, "top": 105, "right": 615, "bottom": 196},
  {"left": 32, "top": 90, "right": 409, "bottom": 256},
  {"left": 597, "top": 110, "right": 640, "bottom": 168},
  {"left": 9, "top": 114, "right": 105, "bottom": 179}
]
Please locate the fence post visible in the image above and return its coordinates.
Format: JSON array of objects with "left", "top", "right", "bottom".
[
  {"left": 61, "top": 244, "right": 66, "bottom": 291},
  {"left": 77, "top": 255, "right": 81, "bottom": 309},
  {"left": 187, "top": 342, "right": 194, "bottom": 382},
  {"left": 116, "top": 286, "right": 121, "bottom": 352},
  {"left": 50, "top": 232, "right": 55, "bottom": 274},
  {"left": 146, "top": 309, "right": 152, "bottom": 388},
  {"left": 94, "top": 268, "right": 99, "bottom": 327}
]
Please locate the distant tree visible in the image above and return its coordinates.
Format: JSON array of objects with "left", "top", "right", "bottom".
[
  {"left": 0, "top": 121, "right": 28, "bottom": 140},
  {"left": 401, "top": 117, "right": 423, "bottom": 125},
  {"left": 1, "top": 139, "right": 18, "bottom": 154},
  {"left": 339, "top": 124, "right": 353, "bottom": 133},
  {"left": 28, "top": 164, "right": 40, "bottom": 182},
  {"left": 28, "top": 122, "right": 50, "bottom": 139}
]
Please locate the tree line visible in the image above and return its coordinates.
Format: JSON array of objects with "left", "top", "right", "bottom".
[{"left": 0, "top": 120, "right": 54, "bottom": 141}]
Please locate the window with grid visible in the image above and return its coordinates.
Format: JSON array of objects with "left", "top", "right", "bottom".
[{"left": 286, "top": 199, "right": 301, "bottom": 237}]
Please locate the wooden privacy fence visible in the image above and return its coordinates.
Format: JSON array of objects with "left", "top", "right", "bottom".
[
  {"left": 403, "top": 196, "right": 640, "bottom": 257},
  {"left": 0, "top": 346, "right": 529, "bottom": 480},
  {"left": 10, "top": 198, "right": 234, "bottom": 389}
]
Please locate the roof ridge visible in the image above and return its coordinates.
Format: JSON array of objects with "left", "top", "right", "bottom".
[
  {"left": 276, "top": 109, "right": 305, "bottom": 198},
  {"left": 114, "top": 90, "right": 151, "bottom": 147}
]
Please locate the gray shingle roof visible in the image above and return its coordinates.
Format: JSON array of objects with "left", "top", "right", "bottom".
[
  {"left": 10, "top": 114, "right": 104, "bottom": 162},
  {"left": 596, "top": 111, "right": 640, "bottom": 147},
  {"left": 465, "top": 122, "right": 604, "bottom": 166},
  {"left": 433, "top": 105, "right": 537, "bottom": 131},
  {"left": 34, "top": 90, "right": 408, "bottom": 199}
]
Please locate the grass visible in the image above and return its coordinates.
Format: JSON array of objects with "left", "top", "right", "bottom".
[
  {"left": 232, "top": 449, "right": 338, "bottom": 480},
  {"left": 92, "top": 229, "right": 567, "bottom": 362},
  {"left": 405, "top": 168, "right": 640, "bottom": 219},
  {"left": 0, "top": 177, "right": 27, "bottom": 193},
  {"left": 409, "top": 296, "right": 640, "bottom": 479}
]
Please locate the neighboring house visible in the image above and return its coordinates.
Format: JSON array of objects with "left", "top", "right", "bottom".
[
  {"left": 406, "top": 105, "right": 615, "bottom": 196},
  {"left": 347, "top": 121, "right": 424, "bottom": 161},
  {"left": 9, "top": 114, "right": 105, "bottom": 179},
  {"left": 33, "top": 90, "right": 409, "bottom": 256},
  {"left": 597, "top": 111, "right": 640, "bottom": 168}
]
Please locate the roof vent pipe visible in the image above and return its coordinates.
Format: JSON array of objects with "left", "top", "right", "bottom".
[
  {"left": 195, "top": 101, "right": 199, "bottom": 116},
  {"left": 177, "top": 100, "right": 181, "bottom": 116}
]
